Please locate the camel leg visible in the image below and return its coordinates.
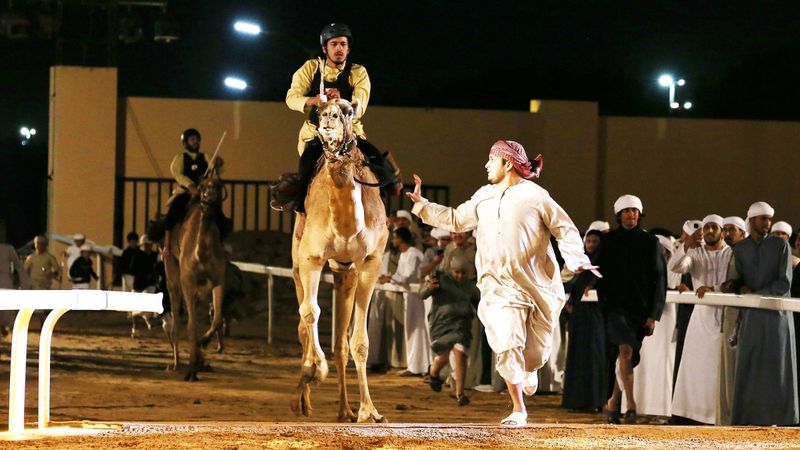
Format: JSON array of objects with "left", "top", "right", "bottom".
[
  {"left": 290, "top": 258, "right": 327, "bottom": 417},
  {"left": 182, "top": 281, "right": 201, "bottom": 382},
  {"left": 289, "top": 235, "right": 314, "bottom": 417},
  {"left": 333, "top": 268, "right": 359, "bottom": 422},
  {"left": 130, "top": 314, "right": 137, "bottom": 339},
  {"left": 164, "top": 254, "right": 182, "bottom": 371},
  {"left": 352, "top": 255, "right": 387, "bottom": 423},
  {"left": 200, "top": 284, "right": 224, "bottom": 346},
  {"left": 298, "top": 261, "right": 327, "bottom": 382}
]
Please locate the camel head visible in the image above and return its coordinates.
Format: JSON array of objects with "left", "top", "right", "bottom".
[
  {"left": 317, "top": 98, "right": 364, "bottom": 188},
  {"left": 318, "top": 98, "right": 359, "bottom": 156},
  {"left": 198, "top": 176, "right": 225, "bottom": 213}
]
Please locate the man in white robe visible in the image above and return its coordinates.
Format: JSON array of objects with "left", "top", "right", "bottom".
[
  {"left": 379, "top": 227, "right": 431, "bottom": 375},
  {"left": 669, "top": 214, "right": 732, "bottom": 424},
  {"left": 406, "top": 139, "right": 596, "bottom": 427}
]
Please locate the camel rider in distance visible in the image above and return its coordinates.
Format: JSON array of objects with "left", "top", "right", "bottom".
[
  {"left": 272, "top": 23, "right": 402, "bottom": 229},
  {"left": 161, "top": 128, "right": 231, "bottom": 256}
]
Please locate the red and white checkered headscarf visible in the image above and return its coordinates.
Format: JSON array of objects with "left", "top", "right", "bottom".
[{"left": 489, "top": 140, "right": 543, "bottom": 179}]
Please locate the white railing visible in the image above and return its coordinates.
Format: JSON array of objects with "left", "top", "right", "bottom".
[
  {"left": 232, "top": 262, "right": 420, "bottom": 350},
  {"left": 234, "top": 261, "right": 800, "bottom": 347},
  {"left": 582, "top": 289, "right": 800, "bottom": 312},
  {"left": 0, "top": 290, "right": 162, "bottom": 438}
]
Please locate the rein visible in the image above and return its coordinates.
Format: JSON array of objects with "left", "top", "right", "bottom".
[{"left": 322, "top": 139, "right": 382, "bottom": 188}]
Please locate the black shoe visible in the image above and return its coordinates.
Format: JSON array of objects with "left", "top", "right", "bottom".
[
  {"left": 622, "top": 409, "right": 637, "bottom": 424},
  {"left": 603, "top": 407, "right": 621, "bottom": 424},
  {"left": 457, "top": 395, "right": 470, "bottom": 407},
  {"left": 430, "top": 377, "right": 443, "bottom": 392}
]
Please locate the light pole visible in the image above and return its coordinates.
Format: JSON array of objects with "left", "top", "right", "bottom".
[{"left": 658, "top": 74, "right": 692, "bottom": 111}]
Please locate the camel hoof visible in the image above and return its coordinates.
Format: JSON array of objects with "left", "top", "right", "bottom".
[
  {"left": 292, "top": 382, "right": 312, "bottom": 417},
  {"left": 358, "top": 409, "right": 386, "bottom": 423},
  {"left": 337, "top": 410, "right": 358, "bottom": 423},
  {"left": 184, "top": 371, "right": 199, "bottom": 382}
]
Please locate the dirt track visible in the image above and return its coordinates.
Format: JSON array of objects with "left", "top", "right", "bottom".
[{"left": 2, "top": 299, "right": 800, "bottom": 448}]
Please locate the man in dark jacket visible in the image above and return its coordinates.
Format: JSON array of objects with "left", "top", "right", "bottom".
[{"left": 596, "top": 194, "right": 666, "bottom": 424}]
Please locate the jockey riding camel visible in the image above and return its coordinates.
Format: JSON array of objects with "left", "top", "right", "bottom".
[
  {"left": 162, "top": 128, "right": 231, "bottom": 255},
  {"left": 272, "top": 23, "right": 402, "bottom": 236}
]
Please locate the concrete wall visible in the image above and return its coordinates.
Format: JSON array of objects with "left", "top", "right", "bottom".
[
  {"left": 48, "top": 66, "right": 118, "bottom": 285},
  {"left": 600, "top": 117, "right": 800, "bottom": 232},
  {"left": 123, "top": 97, "right": 600, "bottom": 229},
  {"left": 50, "top": 66, "right": 800, "bottom": 253}
]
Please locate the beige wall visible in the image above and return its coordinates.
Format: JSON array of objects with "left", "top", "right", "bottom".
[
  {"left": 50, "top": 67, "right": 800, "bottom": 249},
  {"left": 124, "top": 97, "right": 600, "bottom": 228},
  {"left": 49, "top": 66, "right": 117, "bottom": 254},
  {"left": 600, "top": 117, "right": 800, "bottom": 232}
]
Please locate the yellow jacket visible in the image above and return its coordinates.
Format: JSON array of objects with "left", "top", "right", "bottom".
[{"left": 285, "top": 59, "right": 370, "bottom": 155}]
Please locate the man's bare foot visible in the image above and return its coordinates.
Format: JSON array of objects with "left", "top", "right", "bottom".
[{"left": 295, "top": 213, "right": 306, "bottom": 240}]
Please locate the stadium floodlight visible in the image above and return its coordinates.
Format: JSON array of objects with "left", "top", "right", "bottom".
[
  {"left": 658, "top": 74, "right": 690, "bottom": 111},
  {"left": 224, "top": 76, "right": 247, "bottom": 90},
  {"left": 658, "top": 74, "right": 674, "bottom": 87},
  {"left": 234, "top": 20, "right": 262, "bottom": 36}
]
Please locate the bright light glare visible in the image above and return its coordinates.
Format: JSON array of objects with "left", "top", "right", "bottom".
[
  {"left": 20, "top": 127, "right": 29, "bottom": 136},
  {"left": 670, "top": 102, "right": 679, "bottom": 109},
  {"left": 677, "top": 79, "right": 686, "bottom": 86},
  {"left": 684, "top": 101, "right": 693, "bottom": 109},
  {"left": 658, "top": 74, "right": 674, "bottom": 87},
  {"left": 224, "top": 76, "right": 248, "bottom": 90},
  {"left": 30, "top": 128, "right": 36, "bottom": 135},
  {"left": 234, "top": 21, "right": 262, "bottom": 35}
]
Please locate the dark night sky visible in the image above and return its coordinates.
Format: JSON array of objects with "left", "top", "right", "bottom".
[{"left": 2, "top": 0, "right": 800, "bottom": 141}]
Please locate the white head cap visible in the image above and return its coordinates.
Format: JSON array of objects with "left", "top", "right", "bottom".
[
  {"left": 430, "top": 227, "right": 451, "bottom": 240},
  {"left": 746, "top": 201, "right": 774, "bottom": 220},
  {"left": 682, "top": 220, "right": 702, "bottom": 235},
  {"left": 745, "top": 201, "right": 775, "bottom": 234},
  {"left": 73, "top": 233, "right": 85, "bottom": 241},
  {"left": 723, "top": 216, "right": 747, "bottom": 233},
  {"left": 701, "top": 214, "right": 724, "bottom": 228},
  {"left": 395, "top": 210, "right": 412, "bottom": 221},
  {"left": 772, "top": 221, "right": 793, "bottom": 236},
  {"left": 587, "top": 220, "right": 610, "bottom": 233},
  {"left": 79, "top": 244, "right": 92, "bottom": 252},
  {"left": 613, "top": 195, "right": 643, "bottom": 215}
]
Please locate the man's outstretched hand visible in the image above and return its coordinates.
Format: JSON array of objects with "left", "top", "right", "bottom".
[{"left": 405, "top": 174, "right": 423, "bottom": 203}]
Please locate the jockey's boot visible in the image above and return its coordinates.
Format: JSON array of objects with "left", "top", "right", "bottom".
[
  {"left": 270, "top": 172, "right": 302, "bottom": 212},
  {"left": 381, "top": 151, "right": 403, "bottom": 196}
]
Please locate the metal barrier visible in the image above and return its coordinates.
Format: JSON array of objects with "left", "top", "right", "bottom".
[
  {"left": 583, "top": 289, "right": 800, "bottom": 312},
  {"left": 232, "top": 261, "right": 420, "bottom": 350},
  {"left": 0, "top": 290, "right": 163, "bottom": 438},
  {"left": 233, "top": 260, "right": 800, "bottom": 349},
  {"left": 118, "top": 177, "right": 449, "bottom": 246}
]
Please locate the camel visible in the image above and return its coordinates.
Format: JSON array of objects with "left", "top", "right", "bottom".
[
  {"left": 163, "top": 176, "right": 226, "bottom": 381},
  {"left": 291, "top": 98, "right": 389, "bottom": 423}
]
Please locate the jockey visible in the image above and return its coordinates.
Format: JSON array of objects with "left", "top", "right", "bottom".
[
  {"left": 162, "top": 128, "right": 229, "bottom": 255},
  {"left": 274, "top": 23, "right": 401, "bottom": 222}
]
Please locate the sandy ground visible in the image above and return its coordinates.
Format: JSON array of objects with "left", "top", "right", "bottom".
[{"left": 1, "top": 284, "right": 800, "bottom": 448}]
